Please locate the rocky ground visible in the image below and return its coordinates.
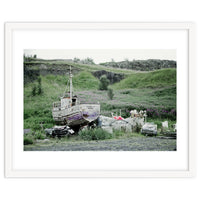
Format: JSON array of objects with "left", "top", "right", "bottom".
[{"left": 24, "top": 137, "right": 176, "bottom": 151}]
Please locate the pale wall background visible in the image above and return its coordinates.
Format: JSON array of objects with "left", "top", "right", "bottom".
[{"left": 0, "top": 1, "right": 199, "bottom": 200}]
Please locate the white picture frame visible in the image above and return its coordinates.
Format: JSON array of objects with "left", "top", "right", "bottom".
[{"left": 5, "top": 22, "right": 196, "bottom": 178}]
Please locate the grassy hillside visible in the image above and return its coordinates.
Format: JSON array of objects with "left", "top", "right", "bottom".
[
  {"left": 72, "top": 71, "right": 100, "bottom": 90},
  {"left": 24, "top": 60, "right": 176, "bottom": 131},
  {"left": 112, "top": 68, "right": 176, "bottom": 89}
]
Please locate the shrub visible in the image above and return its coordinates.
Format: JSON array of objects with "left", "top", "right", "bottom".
[
  {"left": 107, "top": 88, "right": 114, "bottom": 100},
  {"left": 113, "top": 130, "right": 123, "bottom": 138},
  {"left": 31, "top": 77, "right": 43, "bottom": 96},
  {"left": 99, "top": 75, "right": 110, "bottom": 90},
  {"left": 79, "top": 128, "right": 112, "bottom": 141},
  {"left": 73, "top": 57, "right": 80, "bottom": 63},
  {"left": 120, "top": 90, "right": 131, "bottom": 94},
  {"left": 82, "top": 57, "right": 95, "bottom": 65},
  {"left": 34, "top": 131, "right": 46, "bottom": 140},
  {"left": 24, "top": 137, "right": 33, "bottom": 145},
  {"left": 37, "top": 76, "right": 43, "bottom": 95},
  {"left": 31, "top": 85, "right": 37, "bottom": 96}
]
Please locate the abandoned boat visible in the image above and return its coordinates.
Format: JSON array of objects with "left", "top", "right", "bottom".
[{"left": 52, "top": 67, "right": 100, "bottom": 128}]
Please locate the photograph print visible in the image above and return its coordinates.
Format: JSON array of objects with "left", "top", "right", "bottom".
[{"left": 23, "top": 49, "right": 177, "bottom": 151}]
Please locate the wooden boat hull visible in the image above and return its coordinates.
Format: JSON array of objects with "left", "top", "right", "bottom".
[{"left": 52, "top": 104, "right": 100, "bottom": 126}]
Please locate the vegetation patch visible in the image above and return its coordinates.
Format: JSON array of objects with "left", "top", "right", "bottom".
[
  {"left": 112, "top": 68, "right": 176, "bottom": 89},
  {"left": 34, "top": 131, "right": 46, "bottom": 140},
  {"left": 72, "top": 71, "right": 100, "bottom": 90},
  {"left": 24, "top": 136, "right": 34, "bottom": 145},
  {"left": 79, "top": 128, "right": 112, "bottom": 141},
  {"left": 107, "top": 88, "right": 114, "bottom": 100},
  {"left": 99, "top": 75, "right": 110, "bottom": 90}
]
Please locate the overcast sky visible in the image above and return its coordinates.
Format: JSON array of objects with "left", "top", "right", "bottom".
[{"left": 24, "top": 49, "right": 176, "bottom": 64}]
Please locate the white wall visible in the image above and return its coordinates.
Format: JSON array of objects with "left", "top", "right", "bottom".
[{"left": 0, "top": 1, "right": 199, "bottom": 200}]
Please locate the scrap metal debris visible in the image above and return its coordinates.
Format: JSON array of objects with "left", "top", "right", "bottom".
[
  {"left": 141, "top": 123, "right": 157, "bottom": 136},
  {"left": 45, "top": 125, "right": 74, "bottom": 137}
]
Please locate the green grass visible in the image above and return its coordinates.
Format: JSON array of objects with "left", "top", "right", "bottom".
[
  {"left": 72, "top": 71, "right": 100, "bottom": 90},
  {"left": 79, "top": 128, "right": 112, "bottom": 141},
  {"left": 24, "top": 62, "right": 176, "bottom": 132},
  {"left": 24, "top": 136, "right": 34, "bottom": 145},
  {"left": 112, "top": 68, "right": 176, "bottom": 89},
  {"left": 24, "top": 75, "right": 65, "bottom": 130}
]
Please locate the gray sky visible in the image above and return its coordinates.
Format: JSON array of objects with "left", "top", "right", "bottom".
[{"left": 24, "top": 49, "right": 176, "bottom": 64}]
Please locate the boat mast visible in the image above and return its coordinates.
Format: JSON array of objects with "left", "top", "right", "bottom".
[{"left": 69, "top": 66, "right": 73, "bottom": 99}]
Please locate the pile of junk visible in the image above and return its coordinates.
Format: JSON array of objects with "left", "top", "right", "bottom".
[{"left": 98, "top": 110, "right": 152, "bottom": 134}]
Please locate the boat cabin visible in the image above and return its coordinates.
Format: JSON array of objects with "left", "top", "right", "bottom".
[{"left": 60, "top": 95, "right": 78, "bottom": 109}]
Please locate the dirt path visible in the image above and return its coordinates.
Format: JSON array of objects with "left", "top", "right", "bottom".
[{"left": 24, "top": 137, "right": 176, "bottom": 151}]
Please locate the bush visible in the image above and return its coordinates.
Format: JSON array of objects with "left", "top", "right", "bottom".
[
  {"left": 34, "top": 131, "right": 46, "bottom": 140},
  {"left": 31, "top": 85, "right": 37, "bottom": 96},
  {"left": 79, "top": 128, "right": 112, "bottom": 141},
  {"left": 99, "top": 75, "right": 110, "bottom": 90},
  {"left": 107, "top": 88, "right": 114, "bottom": 100},
  {"left": 24, "top": 137, "right": 33, "bottom": 145},
  {"left": 113, "top": 130, "right": 124, "bottom": 138},
  {"left": 31, "top": 76, "right": 43, "bottom": 96}
]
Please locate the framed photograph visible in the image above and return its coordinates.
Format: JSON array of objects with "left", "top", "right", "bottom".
[{"left": 5, "top": 22, "right": 196, "bottom": 177}]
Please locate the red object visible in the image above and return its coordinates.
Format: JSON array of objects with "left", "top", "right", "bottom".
[{"left": 114, "top": 116, "right": 123, "bottom": 120}]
